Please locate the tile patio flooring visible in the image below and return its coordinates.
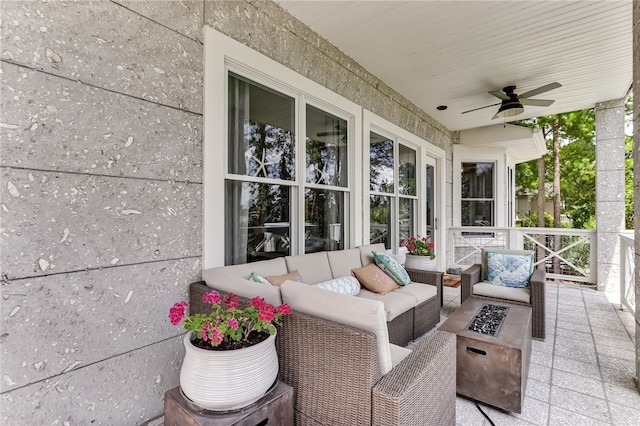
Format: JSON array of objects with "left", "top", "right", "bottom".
[{"left": 440, "top": 281, "right": 639, "bottom": 426}]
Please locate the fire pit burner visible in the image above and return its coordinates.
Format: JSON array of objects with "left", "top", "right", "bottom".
[{"left": 466, "top": 304, "right": 509, "bottom": 336}]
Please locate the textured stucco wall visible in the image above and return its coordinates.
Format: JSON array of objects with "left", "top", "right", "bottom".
[
  {"left": 1, "top": 1, "right": 453, "bottom": 424},
  {"left": 633, "top": 0, "right": 640, "bottom": 394}
]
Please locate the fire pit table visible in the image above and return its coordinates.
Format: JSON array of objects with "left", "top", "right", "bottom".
[{"left": 439, "top": 297, "right": 532, "bottom": 413}]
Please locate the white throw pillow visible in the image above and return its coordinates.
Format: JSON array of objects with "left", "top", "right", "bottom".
[{"left": 313, "top": 276, "right": 361, "bottom": 295}]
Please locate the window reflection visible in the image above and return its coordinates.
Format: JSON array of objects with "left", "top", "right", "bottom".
[
  {"left": 305, "top": 188, "right": 345, "bottom": 253},
  {"left": 370, "top": 132, "right": 394, "bottom": 193},
  {"left": 225, "top": 181, "right": 291, "bottom": 265},
  {"left": 370, "top": 195, "right": 391, "bottom": 249}
]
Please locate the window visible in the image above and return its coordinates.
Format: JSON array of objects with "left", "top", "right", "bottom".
[
  {"left": 369, "top": 132, "right": 417, "bottom": 249},
  {"left": 224, "top": 73, "right": 351, "bottom": 264},
  {"left": 461, "top": 162, "right": 494, "bottom": 226}
]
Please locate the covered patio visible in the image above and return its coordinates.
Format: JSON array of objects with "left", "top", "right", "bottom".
[{"left": 1, "top": 1, "right": 638, "bottom": 425}]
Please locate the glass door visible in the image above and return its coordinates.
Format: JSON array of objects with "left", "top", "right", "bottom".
[{"left": 425, "top": 156, "right": 437, "bottom": 254}]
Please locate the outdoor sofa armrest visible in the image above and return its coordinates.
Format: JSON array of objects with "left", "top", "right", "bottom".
[
  {"left": 529, "top": 269, "right": 547, "bottom": 339},
  {"left": 372, "top": 330, "right": 456, "bottom": 426},
  {"left": 189, "top": 281, "right": 212, "bottom": 315},
  {"left": 460, "top": 264, "right": 482, "bottom": 303},
  {"left": 277, "top": 311, "right": 382, "bottom": 426}
]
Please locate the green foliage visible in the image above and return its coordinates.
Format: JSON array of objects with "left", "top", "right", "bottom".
[{"left": 515, "top": 98, "right": 635, "bottom": 230}]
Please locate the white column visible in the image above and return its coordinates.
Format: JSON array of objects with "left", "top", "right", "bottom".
[
  {"left": 595, "top": 99, "right": 626, "bottom": 293},
  {"left": 632, "top": 0, "right": 639, "bottom": 394}
]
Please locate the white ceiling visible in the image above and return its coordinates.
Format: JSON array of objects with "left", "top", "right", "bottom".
[{"left": 276, "top": 0, "right": 633, "bottom": 131}]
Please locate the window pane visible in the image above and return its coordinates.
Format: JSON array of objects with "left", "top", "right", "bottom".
[
  {"left": 305, "top": 188, "right": 345, "bottom": 252},
  {"left": 398, "top": 145, "right": 416, "bottom": 196},
  {"left": 461, "top": 200, "right": 494, "bottom": 226},
  {"left": 306, "top": 105, "right": 347, "bottom": 187},
  {"left": 228, "top": 74, "right": 295, "bottom": 180},
  {"left": 225, "top": 180, "right": 291, "bottom": 265},
  {"left": 370, "top": 132, "right": 394, "bottom": 193},
  {"left": 370, "top": 195, "right": 391, "bottom": 249},
  {"left": 399, "top": 197, "right": 415, "bottom": 243},
  {"left": 461, "top": 162, "right": 493, "bottom": 198}
]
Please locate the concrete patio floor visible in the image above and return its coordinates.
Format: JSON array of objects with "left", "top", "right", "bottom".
[{"left": 440, "top": 281, "right": 639, "bottom": 426}]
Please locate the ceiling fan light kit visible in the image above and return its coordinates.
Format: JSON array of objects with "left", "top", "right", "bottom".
[{"left": 496, "top": 101, "right": 524, "bottom": 118}]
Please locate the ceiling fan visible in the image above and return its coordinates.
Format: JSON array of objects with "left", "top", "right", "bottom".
[{"left": 462, "top": 82, "right": 562, "bottom": 119}]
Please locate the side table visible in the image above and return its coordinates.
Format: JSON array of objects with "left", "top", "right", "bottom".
[{"left": 164, "top": 381, "right": 294, "bottom": 426}]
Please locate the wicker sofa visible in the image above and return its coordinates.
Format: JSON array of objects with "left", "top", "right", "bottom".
[
  {"left": 199, "top": 244, "right": 443, "bottom": 346},
  {"left": 189, "top": 278, "right": 456, "bottom": 425}
]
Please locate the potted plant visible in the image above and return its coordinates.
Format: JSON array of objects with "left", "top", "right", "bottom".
[
  {"left": 169, "top": 291, "right": 291, "bottom": 411},
  {"left": 401, "top": 236, "right": 437, "bottom": 271}
]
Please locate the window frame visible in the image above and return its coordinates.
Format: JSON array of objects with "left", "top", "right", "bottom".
[{"left": 203, "top": 27, "right": 362, "bottom": 268}]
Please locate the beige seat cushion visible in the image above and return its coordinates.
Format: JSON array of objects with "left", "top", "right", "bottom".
[
  {"left": 394, "top": 283, "right": 437, "bottom": 304},
  {"left": 356, "top": 289, "right": 416, "bottom": 321},
  {"left": 280, "top": 280, "right": 393, "bottom": 375},
  {"left": 473, "top": 281, "right": 531, "bottom": 304},
  {"left": 285, "top": 252, "right": 333, "bottom": 284}
]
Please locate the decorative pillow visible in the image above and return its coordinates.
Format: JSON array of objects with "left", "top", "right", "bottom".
[
  {"left": 266, "top": 270, "right": 301, "bottom": 287},
  {"left": 313, "top": 276, "right": 361, "bottom": 296},
  {"left": 485, "top": 251, "right": 534, "bottom": 288},
  {"left": 351, "top": 263, "right": 400, "bottom": 295},
  {"left": 250, "top": 272, "right": 271, "bottom": 285},
  {"left": 372, "top": 251, "right": 412, "bottom": 286}
]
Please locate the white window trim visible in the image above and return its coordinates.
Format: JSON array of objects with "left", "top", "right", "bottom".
[
  {"left": 453, "top": 145, "right": 508, "bottom": 227},
  {"left": 203, "top": 27, "right": 362, "bottom": 268},
  {"left": 363, "top": 110, "right": 446, "bottom": 270}
]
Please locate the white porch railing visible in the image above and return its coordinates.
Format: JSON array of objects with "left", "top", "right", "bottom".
[
  {"left": 447, "top": 227, "right": 597, "bottom": 283},
  {"left": 619, "top": 233, "right": 636, "bottom": 314}
]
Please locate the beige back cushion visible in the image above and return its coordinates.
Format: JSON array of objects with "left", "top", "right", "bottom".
[
  {"left": 280, "top": 280, "right": 393, "bottom": 375},
  {"left": 285, "top": 251, "right": 332, "bottom": 284},
  {"left": 202, "top": 271, "right": 283, "bottom": 306},
  {"left": 358, "top": 243, "right": 387, "bottom": 265},
  {"left": 327, "top": 248, "right": 362, "bottom": 278}
]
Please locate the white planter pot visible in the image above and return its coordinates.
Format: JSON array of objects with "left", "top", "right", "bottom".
[
  {"left": 404, "top": 254, "right": 437, "bottom": 271},
  {"left": 180, "top": 331, "right": 279, "bottom": 411}
]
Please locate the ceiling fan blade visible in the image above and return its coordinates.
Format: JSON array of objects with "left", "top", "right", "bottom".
[
  {"left": 489, "top": 90, "right": 510, "bottom": 100},
  {"left": 491, "top": 111, "right": 501, "bottom": 120},
  {"left": 520, "top": 98, "right": 555, "bottom": 107},
  {"left": 520, "top": 82, "right": 562, "bottom": 99},
  {"left": 461, "top": 102, "right": 501, "bottom": 114}
]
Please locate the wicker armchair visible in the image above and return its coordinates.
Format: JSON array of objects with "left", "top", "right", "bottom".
[
  {"left": 278, "top": 312, "right": 456, "bottom": 426},
  {"left": 461, "top": 263, "right": 546, "bottom": 340}
]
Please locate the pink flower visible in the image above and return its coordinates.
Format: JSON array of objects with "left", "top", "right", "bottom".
[
  {"left": 422, "top": 237, "right": 427, "bottom": 242},
  {"left": 210, "top": 327, "right": 224, "bottom": 345},
  {"left": 226, "top": 317, "right": 239, "bottom": 330},
  {"left": 409, "top": 236, "right": 417, "bottom": 242},
  {"left": 429, "top": 243, "right": 434, "bottom": 249},
  {"left": 250, "top": 296, "right": 266, "bottom": 310},
  {"left": 400, "top": 239, "right": 406, "bottom": 245},
  {"left": 276, "top": 304, "right": 291, "bottom": 315},
  {"left": 169, "top": 301, "right": 188, "bottom": 325},
  {"left": 203, "top": 290, "right": 221, "bottom": 305},
  {"left": 201, "top": 321, "right": 211, "bottom": 341},
  {"left": 224, "top": 293, "right": 239, "bottom": 309},
  {"left": 258, "top": 305, "right": 275, "bottom": 322},
  {"left": 406, "top": 244, "right": 415, "bottom": 252}
]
